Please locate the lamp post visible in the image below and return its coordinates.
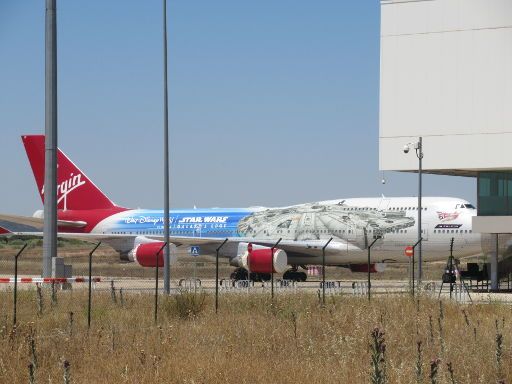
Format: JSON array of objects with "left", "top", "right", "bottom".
[
  {"left": 404, "top": 137, "right": 423, "bottom": 284},
  {"left": 162, "top": 0, "right": 171, "bottom": 294}
]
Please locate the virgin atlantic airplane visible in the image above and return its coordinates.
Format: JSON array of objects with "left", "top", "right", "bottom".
[{"left": 0, "top": 135, "right": 481, "bottom": 281}]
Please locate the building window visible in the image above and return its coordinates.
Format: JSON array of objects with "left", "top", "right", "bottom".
[{"left": 478, "top": 171, "right": 512, "bottom": 216}]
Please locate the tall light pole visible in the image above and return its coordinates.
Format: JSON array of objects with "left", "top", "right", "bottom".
[
  {"left": 163, "top": 0, "right": 171, "bottom": 294},
  {"left": 403, "top": 137, "right": 424, "bottom": 283},
  {"left": 44, "top": 0, "right": 58, "bottom": 278}
]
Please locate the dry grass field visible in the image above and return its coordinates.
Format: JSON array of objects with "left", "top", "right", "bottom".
[{"left": 0, "top": 288, "right": 511, "bottom": 384}]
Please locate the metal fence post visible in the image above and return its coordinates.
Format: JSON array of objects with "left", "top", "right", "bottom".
[
  {"left": 322, "top": 238, "right": 333, "bottom": 306},
  {"left": 87, "top": 242, "right": 101, "bottom": 330},
  {"left": 154, "top": 242, "right": 167, "bottom": 324},
  {"left": 411, "top": 237, "right": 423, "bottom": 298},
  {"left": 367, "top": 236, "right": 381, "bottom": 302},
  {"left": 216, "top": 239, "right": 228, "bottom": 314},
  {"left": 270, "top": 238, "right": 282, "bottom": 301},
  {"left": 13, "top": 244, "right": 28, "bottom": 326}
]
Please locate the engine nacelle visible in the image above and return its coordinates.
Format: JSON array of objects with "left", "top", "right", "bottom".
[
  {"left": 233, "top": 242, "right": 288, "bottom": 273},
  {"left": 128, "top": 240, "right": 177, "bottom": 267},
  {"left": 349, "top": 263, "right": 386, "bottom": 273}
]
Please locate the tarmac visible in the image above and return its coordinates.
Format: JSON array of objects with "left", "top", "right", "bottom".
[{"left": 1, "top": 275, "right": 511, "bottom": 304}]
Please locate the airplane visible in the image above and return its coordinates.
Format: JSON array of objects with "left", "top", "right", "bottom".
[{"left": 0, "top": 135, "right": 481, "bottom": 281}]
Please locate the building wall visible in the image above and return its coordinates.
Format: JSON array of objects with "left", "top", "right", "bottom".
[{"left": 379, "top": 0, "right": 512, "bottom": 174}]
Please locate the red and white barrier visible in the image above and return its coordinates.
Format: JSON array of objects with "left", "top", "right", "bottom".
[{"left": 0, "top": 277, "right": 101, "bottom": 284}]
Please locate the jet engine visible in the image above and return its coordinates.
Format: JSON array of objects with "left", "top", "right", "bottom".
[
  {"left": 232, "top": 242, "right": 288, "bottom": 273},
  {"left": 128, "top": 239, "right": 177, "bottom": 267},
  {"left": 349, "top": 263, "right": 386, "bottom": 273}
]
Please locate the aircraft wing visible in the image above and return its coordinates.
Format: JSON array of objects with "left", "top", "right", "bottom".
[
  {"left": 0, "top": 229, "right": 362, "bottom": 258},
  {"left": 0, "top": 214, "right": 44, "bottom": 231},
  {"left": 152, "top": 236, "right": 363, "bottom": 257},
  {"left": 0, "top": 213, "right": 87, "bottom": 231}
]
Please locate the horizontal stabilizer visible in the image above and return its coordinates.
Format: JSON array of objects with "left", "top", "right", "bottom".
[
  {"left": 0, "top": 214, "right": 88, "bottom": 231},
  {"left": 0, "top": 226, "right": 11, "bottom": 235}
]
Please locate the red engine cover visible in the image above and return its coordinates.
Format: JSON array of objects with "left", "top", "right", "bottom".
[
  {"left": 134, "top": 242, "right": 166, "bottom": 267},
  {"left": 248, "top": 249, "right": 273, "bottom": 273},
  {"left": 247, "top": 248, "right": 287, "bottom": 273},
  {"left": 349, "top": 263, "right": 386, "bottom": 273}
]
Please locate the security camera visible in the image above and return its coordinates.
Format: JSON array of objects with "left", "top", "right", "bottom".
[{"left": 403, "top": 144, "right": 410, "bottom": 154}]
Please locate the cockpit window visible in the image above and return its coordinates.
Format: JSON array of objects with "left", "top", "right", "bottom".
[{"left": 465, "top": 204, "right": 476, "bottom": 209}]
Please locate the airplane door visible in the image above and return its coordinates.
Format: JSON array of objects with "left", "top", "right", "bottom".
[{"left": 422, "top": 224, "right": 428, "bottom": 241}]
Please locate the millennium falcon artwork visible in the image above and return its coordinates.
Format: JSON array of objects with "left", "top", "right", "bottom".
[{"left": 237, "top": 201, "right": 415, "bottom": 244}]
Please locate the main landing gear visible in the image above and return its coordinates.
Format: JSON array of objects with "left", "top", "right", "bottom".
[
  {"left": 230, "top": 268, "right": 271, "bottom": 282},
  {"left": 283, "top": 268, "right": 307, "bottom": 282},
  {"left": 230, "top": 266, "right": 308, "bottom": 282}
]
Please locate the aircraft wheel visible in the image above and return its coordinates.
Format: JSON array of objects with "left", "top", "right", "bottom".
[
  {"left": 283, "top": 270, "right": 307, "bottom": 282},
  {"left": 230, "top": 268, "right": 248, "bottom": 281},
  {"left": 250, "top": 273, "right": 270, "bottom": 282}
]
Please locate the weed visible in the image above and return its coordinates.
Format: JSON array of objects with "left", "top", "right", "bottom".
[
  {"left": 36, "top": 283, "right": 43, "bottom": 315},
  {"left": 416, "top": 341, "right": 423, "bottom": 383},
  {"left": 111, "top": 326, "right": 116, "bottom": 353},
  {"left": 51, "top": 281, "right": 57, "bottom": 306},
  {"left": 438, "top": 317, "right": 445, "bottom": 354},
  {"left": 370, "top": 327, "right": 386, "bottom": 384},
  {"left": 0, "top": 315, "right": 6, "bottom": 339},
  {"left": 68, "top": 312, "right": 74, "bottom": 337},
  {"left": 28, "top": 362, "right": 35, "bottom": 384},
  {"left": 495, "top": 319, "right": 503, "bottom": 377},
  {"left": 172, "top": 290, "right": 206, "bottom": 319},
  {"left": 429, "top": 315, "right": 434, "bottom": 344},
  {"left": 27, "top": 325, "right": 37, "bottom": 369},
  {"left": 63, "top": 360, "right": 71, "bottom": 384},
  {"left": 430, "top": 358, "right": 440, "bottom": 384},
  {"left": 110, "top": 280, "right": 117, "bottom": 304},
  {"left": 446, "top": 362, "right": 456, "bottom": 384},
  {"left": 139, "top": 349, "right": 146, "bottom": 365},
  {"left": 462, "top": 309, "right": 469, "bottom": 326}
]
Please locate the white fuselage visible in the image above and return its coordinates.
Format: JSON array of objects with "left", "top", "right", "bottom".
[{"left": 90, "top": 196, "right": 480, "bottom": 265}]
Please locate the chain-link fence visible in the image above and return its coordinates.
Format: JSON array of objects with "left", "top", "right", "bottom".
[{"left": 3, "top": 235, "right": 512, "bottom": 328}]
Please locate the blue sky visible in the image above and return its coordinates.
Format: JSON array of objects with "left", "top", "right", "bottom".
[{"left": 0, "top": 1, "right": 475, "bottom": 215}]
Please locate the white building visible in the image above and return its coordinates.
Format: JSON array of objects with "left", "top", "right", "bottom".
[{"left": 379, "top": 0, "right": 512, "bottom": 287}]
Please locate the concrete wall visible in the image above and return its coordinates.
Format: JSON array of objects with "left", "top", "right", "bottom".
[{"left": 380, "top": 0, "right": 512, "bottom": 174}]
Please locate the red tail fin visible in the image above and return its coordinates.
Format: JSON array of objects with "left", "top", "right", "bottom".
[{"left": 22, "top": 135, "right": 117, "bottom": 210}]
